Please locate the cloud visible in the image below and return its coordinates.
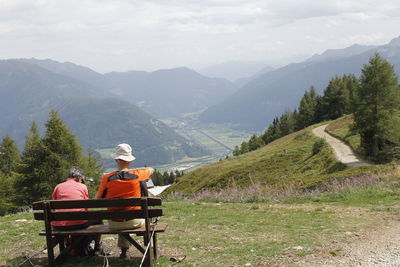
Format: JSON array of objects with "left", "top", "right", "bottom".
[{"left": 0, "top": 0, "right": 399, "bottom": 71}]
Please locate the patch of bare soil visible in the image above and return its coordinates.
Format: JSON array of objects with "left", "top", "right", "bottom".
[{"left": 295, "top": 215, "right": 400, "bottom": 267}]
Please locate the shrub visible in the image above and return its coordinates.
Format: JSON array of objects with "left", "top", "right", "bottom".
[{"left": 312, "top": 140, "right": 326, "bottom": 155}]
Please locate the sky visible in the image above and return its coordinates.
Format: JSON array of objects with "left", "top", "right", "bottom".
[{"left": 1, "top": 0, "right": 400, "bottom": 73}]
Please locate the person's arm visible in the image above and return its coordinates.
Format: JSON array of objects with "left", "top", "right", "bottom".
[
  {"left": 82, "top": 184, "right": 89, "bottom": 200},
  {"left": 52, "top": 186, "right": 58, "bottom": 200},
  {"left": 131, "top": 167, "right": 154, "bottom": 177},
  {"left": 146, "top": 167, "right": 154, "bottom": 177},
  {"left": 97, "top": 174, "right": 108, "bottom": 198}
]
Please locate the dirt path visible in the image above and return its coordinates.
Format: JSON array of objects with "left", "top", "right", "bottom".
[
  {"left": 312, "top": 125, "right": 370, "bottom": 167},
  {"left": 295, "top": 217, "right": 400, "bottom": 267},
  {"left": 305, "top": 125, "right": 400, "bottom": 266}
]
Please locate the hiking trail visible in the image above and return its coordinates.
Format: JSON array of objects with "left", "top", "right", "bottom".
[{"left": 312, "top": 125, "right": 370, "bottom": 167}]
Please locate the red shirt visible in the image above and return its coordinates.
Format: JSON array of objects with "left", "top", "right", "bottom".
[{"left": 51, "top": 178, "right": 89, "bottom": 227}]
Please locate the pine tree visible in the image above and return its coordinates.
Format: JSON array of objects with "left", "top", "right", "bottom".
[
  {"left": 278, "top": 110, "right": 296, "bottom": 136},
  {"left": 297, "top": 88, "right": 317, "bottom": 129},
  {"left": 79, "top": 148, "right": 104, "bottom": 197},
  {"left": 151, "top": 170, "right": 163, "bottom": 186},
  {"left": 240, "top": 141, "right": 250, "bottom": 154},
  {"left": 0, "top": 172, "right": 15, "bottom": 215},
  {"left": 321, "top": 76, "right": 352, "bottom": 120},
  {"left": 168, "top": 172, "right": 175, "bottom": 184},
  {"left": 0, "top": 135, "right": 20, "bottom": 176},
  {"left": 15, "top": 122, "right": 47, "bottom": 205},
  {"left": 41, "top": 110, "right": 82, "bottom": 188},
  {"left": 261, "top": 117, "right": 282, "bottom": 144},
  {"left": 354, "top": 53, "right": 400, "bottom": 159},
  {"left": 343, "top": 74, "right": 359, "bottom": 113},
  {"left": 248, "top": 134, "right": 264, "bottom": 151},
  {"left": 162, "top": 171, "right": 170, "bottom": 185},
  {"left": 233, "top": 145, "right": 241, "bottom": 156},
  {"left": 16, "top": 110, "right": 101, "bottom": 204},
  {"left": 313, "top": 95, "right": 324, "bottom": 124},
  {"left": 0, "top": 135, "right": 20, "bottom": 214}
]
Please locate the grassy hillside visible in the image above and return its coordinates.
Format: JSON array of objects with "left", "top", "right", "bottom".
[{"left": 166, "top": 121, "right": 388, "bottom": 195}]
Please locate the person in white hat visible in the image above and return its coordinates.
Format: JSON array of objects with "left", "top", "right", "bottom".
[{"left": 97, "top": 143, "right": 154, "bottom": 260}]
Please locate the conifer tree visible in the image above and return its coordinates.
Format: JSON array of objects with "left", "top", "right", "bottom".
[
  {"left": 261, "top": 117, "right": 279, "bottom": 144},
  {"left": 0, "top": 135, "right": 20, "bottom": 176},
  {"left": 248, "top": 134, "right": 264, "bottom": 151},
  {"left": 15, "top": 122, "right": 47, "bottom": 205},
  {"left": 354, "top": 53, "right": 400, "bottom": 158},
  {"left": 16, "top": 110, "right": 104, "bottom": 204},
  {"left": 322, "top": 75, "right": 357, "bottom": 120},
  {"left": 343, "top": 74, "right": 359, "bottom": 113},
  {"left": 0, "top": 172, "right": 15, "bottom": 215},
  {"left": 79, "top": 148, "right": 104, "bottom": 196},
  {"left": 162, "top": 171, "right": 170, "bottom": 185},
  {"left": 151, "top": 170, "right": 163, "bottom": 186},
  {"left": 168, "top": 172, "right": 175, "bottom": 184},
  {"left": 240, "top": 141, "right": 250, "bottom": 154},
  {"left": 233, "top": 145, "right": 241, "bottom": 156},
  {"left": 41, "top": 110, "right": 82, "bottom": 188},
  {"left": 297, "top": 88, "right": 317, "bottom": 129},
  {"left": 0, "top": 135, "right": 20, "bottom": 213},
  {"left": 278, "top": 110, "right": 296, "bottom": 136},
  {"left": 313, "top": 95, "right": 324, "bottom": 124}
]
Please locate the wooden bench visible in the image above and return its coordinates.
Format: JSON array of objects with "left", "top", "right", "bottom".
[{"left": 32, "top": 197, "right": 167, "bottom": 267}]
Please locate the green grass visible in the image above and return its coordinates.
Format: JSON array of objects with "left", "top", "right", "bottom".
[
  {"left": 167, "top": 119, "right": 394, "bottom": 196},
  {"left": 3, "top": 117, "right": 400, "bottom": 266},
  {"left": 3, "top": 197, "right": 399, "bottom": 267},
  {"left": 296, "top": 184, "right": 400, "bottom": 209},
  {"left": 166, "top": 125, "right": 349, "bottom": 195}
]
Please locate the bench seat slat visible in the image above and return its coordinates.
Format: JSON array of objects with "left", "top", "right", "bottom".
[
  {"left": 39, "top": 223, "right": 168, "bottom": 236},
  {"left": 32, "top": 198, "right": 162, "bottom": 210},
  {"left": 34, "top": 209, "right": 163, "bottom": 221}
]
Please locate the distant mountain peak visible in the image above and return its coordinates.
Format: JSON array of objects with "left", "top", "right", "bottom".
[
  {"left": 388, "top": 36, "right": 400, "bottom": 46},
  {"left": 307, "top": 43, "right": 376, "bottom": 62}
]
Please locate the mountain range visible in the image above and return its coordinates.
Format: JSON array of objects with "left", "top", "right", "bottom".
[
  {"left": 18, "top": 58, "right": 237, "bottom": 118},
  {"left": 199, "top": 37, "right": 400, "bottom": 131},
  {"left": 198, "top": 60, "right": 272, "bottom": 82},
  {"left": 0, "top": 60, "right": 208, "bottom": 167}
]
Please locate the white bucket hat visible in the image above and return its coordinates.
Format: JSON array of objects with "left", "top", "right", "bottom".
[{"left": 111, "top": 143, "right": 136, "bottom": 162}]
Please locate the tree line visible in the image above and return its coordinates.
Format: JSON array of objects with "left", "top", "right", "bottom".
[
  {"left": 0, "top": 110, "right": 104, "bottom": 215},
  {"left": 233, "top": 53, "right": 400, "bottom": 162},
  {"left": 0, "top": 109, "right": 186, "bottom": 215},
  {"left": 151, "top": 169, "right": 184, "bottom": 186}
]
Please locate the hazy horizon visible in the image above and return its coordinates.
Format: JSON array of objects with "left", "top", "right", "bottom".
[{"left": 1, "top": 0, "right": 400, "bottom": 73}]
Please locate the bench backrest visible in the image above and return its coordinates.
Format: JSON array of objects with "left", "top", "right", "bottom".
[{"left": 32, "top": 197, "right": 163, "bottom": 222}]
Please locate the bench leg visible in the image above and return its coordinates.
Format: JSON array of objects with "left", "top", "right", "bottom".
[
  {"left": 121, "top": 233, "right": 146, "bottom": 254},
  {"left": 143, "top": 235, "right": 153, "bottom": 267},
  {"left": 153, "top": 233, "right": 158, "bottom": 259},
  {"left": 45, "top": 235, "right": 56, "bottom": 267}
]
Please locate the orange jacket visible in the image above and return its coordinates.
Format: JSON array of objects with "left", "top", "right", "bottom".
[{"left": 97, "top": 168, "right": 153, "bottom": 210}]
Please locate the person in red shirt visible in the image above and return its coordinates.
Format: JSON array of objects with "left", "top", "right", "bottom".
[
  {"left": 52, "top": 167, "right": 102, "bottom": 255},
  {"left": 97, "top": 143, "right": 154, "bottom": 260}
]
